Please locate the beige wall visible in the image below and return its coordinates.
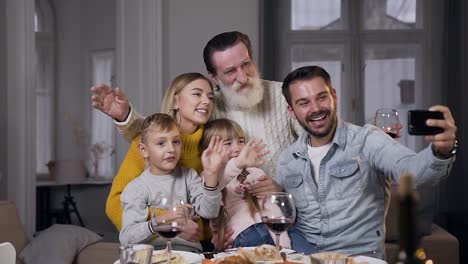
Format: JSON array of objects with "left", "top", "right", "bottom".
[{"left": 165, "top": 0, "right": 259, "bottom": 84}]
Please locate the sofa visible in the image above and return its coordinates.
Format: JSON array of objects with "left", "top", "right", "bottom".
[
  {"left": 384, "top": 185, "right": 459, "bottom": 263},
  {"left": 0, "top": 200, "right": 120, "bottom": 264}
]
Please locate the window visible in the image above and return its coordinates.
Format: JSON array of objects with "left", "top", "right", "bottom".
[
  {"left": 35, "top": 0, "right": 55, "bottom": 174},
  {"left": 291, "top": 0, "right": 343, "bottom": 30},
  {"left": 291, "top": 44, "right": 344, "bottom": 116},
  {"left": 266, "top": 0, "right": 439, "bottom": 151},
  {"left": 89, "top": 50, "right": 116, "bottom": 179}
]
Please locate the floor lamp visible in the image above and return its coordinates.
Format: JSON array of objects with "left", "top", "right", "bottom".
[{"left": 54, "top": 160, "right": 87, "bottom": 227}]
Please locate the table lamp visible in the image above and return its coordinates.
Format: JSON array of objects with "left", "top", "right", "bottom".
[{"left": 54, "top": 160, "right": 87, "bottom": 184}]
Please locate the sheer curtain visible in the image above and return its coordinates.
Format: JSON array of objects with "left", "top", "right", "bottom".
[
  {"left": 291, "top": 44, "right": 344, "bottom": 117},
  {"left": 35, "top": 0, "right": 55, "bottom": 174},
  {"left": 363, "top": 45, "right": 420, "bottom": 150},
  {"left": 90, "top": 50, "right": 116, "bottom": 179},
  {"left": 291, "top": 0, "right": 342, "bottom": 30}
]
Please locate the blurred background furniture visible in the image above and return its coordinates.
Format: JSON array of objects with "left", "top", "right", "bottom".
[
  {"left": 385, "top": 185, "right": 459, "bottom": 263},
  {"left": 0, "top": 242, "right": 16, "bottom": 264},
  {"left": 36, "top": 177, "right": 112, "bottom": 231},
  {"left": 0, "top": 200, "right": 119, "bottom": 264}
]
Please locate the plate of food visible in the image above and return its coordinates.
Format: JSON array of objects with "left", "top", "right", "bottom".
[
  {"left": 207, "top": 245, "right": 305, "bottom": 264},
  {"left": 348, "top": 255, "right": 387, "bottom": 264},
  {"left": 310, "top": 252, "right": 387, "bottom": 264},
  {"left": 114, "top": 250, "right": 204, "bottom": 264}
]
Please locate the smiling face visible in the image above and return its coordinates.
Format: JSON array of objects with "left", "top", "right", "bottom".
[
  {"left": 210, "top": 42, "right": 264, "bottom": 109},
  {"left": 200, "top": 118, "right": 246, "bottom": 159},
  {"left": 140, "top": 125, "right": 182, "bottom": 175},
  {"left": 174, "top": 78, "right": 214, "bottom": 133},
  {"left": 222, "top": 137, "right": 246, "bottom": 159},
  {"left": 287, "top": 77, "right": 338, "bottom": 147}
]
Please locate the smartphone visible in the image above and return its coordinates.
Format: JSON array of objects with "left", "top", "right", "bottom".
[{"left": 408, "top": 110, "right": 444, "bottom": 135}]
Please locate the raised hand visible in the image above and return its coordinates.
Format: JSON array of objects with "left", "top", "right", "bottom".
[
  {"left": 233, "top": 138, "right": 269, "bottom": 169},
  {"left": 425, "top": 105, "right": 457, "bottom": 157},
  {"left": 201, "top": 136, "right": 231, "bottom": 187},
  {"left": 90, "top": 84, "right": 130, "bottom": 122}
]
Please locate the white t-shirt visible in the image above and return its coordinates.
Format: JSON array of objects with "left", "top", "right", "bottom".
[{"left": 307, "top": 143, "right": 332, "bottom": 183}]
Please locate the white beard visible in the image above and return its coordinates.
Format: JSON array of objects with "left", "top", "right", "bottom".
[{"left": 217, "top": 76, "right": 264, "bottom": 110}]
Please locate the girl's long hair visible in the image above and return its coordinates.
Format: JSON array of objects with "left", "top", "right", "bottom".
[{"left": 200, "top": 118, "right": 260, "bottom": 249}]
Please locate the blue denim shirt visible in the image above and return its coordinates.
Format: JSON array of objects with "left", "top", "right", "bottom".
[{"left": 276, "top": 118, "right": 454, "bottom": 259}]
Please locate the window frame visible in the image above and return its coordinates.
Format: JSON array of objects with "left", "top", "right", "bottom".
[{"left": 262, "top": 0, "right": 435, "bottom": 129}]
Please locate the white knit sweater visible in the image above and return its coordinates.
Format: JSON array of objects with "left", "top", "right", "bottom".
[{"left": 115, "top": 80, "right": 301, "bottom": 177}]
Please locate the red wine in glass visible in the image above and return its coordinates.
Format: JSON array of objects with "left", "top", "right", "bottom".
[
  {"left": 150, "top": 195, "right": 187, "bottom": 264},
  {"left": 386, "top": 132, "right": 398, "bottom": 138},
  {"left": 375, "top": 108, "right": 401, "bottom": 138},
  {"left": 260, "top": 192, "right": 296, "bottom": 252},
  {"left": 262, "top": 217, "right": 294, "bottom": 233},
  {"left": 154, "top": 225, "right": 183, "bottom": 239}
]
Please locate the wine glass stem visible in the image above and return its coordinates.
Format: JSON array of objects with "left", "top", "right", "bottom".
[
  {"left": 167, "top": 239, "right": 172, "bottom": 264},
  {"left": 275, "top": 233, "right": 280, "bottom": 252}
]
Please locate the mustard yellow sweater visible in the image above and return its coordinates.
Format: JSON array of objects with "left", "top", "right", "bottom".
[{"left": 105, "top": 127, "right": 210, "bottom": 238}]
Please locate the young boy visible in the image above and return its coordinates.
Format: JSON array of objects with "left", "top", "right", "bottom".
[{"left": 119, "top": 113, "right": 227, "bottom": 251}]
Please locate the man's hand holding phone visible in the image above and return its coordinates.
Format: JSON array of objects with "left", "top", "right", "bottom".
[{"left": 409, "top": 105, "right": 457, "bottom": 159}]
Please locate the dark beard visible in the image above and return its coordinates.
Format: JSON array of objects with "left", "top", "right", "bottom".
[{"left": 298, "top": 110, "right": 337, "bottom": 139}]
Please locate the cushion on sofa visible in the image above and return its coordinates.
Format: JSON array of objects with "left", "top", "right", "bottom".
[{"left": 19, "top": 224, "right": 102, "bottom": 264}]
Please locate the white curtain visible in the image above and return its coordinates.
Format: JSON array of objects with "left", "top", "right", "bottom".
[
  {"left": 364, "top": 44, "right": 423, "bottom": 151},
  {"left": 35, "top": 34, "right": 54, "bottom": 174},
  {"left": 90, "top": 50, "right": 116, "bottom": 179},
  {"left": 35, "top": 0, "right": 55, "bottom": 175},
  {"left": 291, "top": 0, "right": 342, "bottom": 30}
]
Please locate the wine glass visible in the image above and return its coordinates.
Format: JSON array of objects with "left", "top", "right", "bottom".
[
  {"left": 150, "top": 195, "right": 188, "bottom": 264},
  {"left": 260, "top": 192, "right": 296, "bottom": 252},
  {"left": 374, "top": 108, "right": 401, "bottom": 138},
  {"left": 119, "top": 244, "right": 153, "bottom": 264}
]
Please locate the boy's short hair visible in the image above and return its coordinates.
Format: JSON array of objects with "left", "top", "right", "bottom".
[
  {"left": 200, "top": 118, "right": 245, "bottom": 151},
  {"left": 141, "top": 113, "right": 178, "bottom": 144}
]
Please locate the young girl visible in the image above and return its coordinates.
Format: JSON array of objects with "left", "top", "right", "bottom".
[{"left": 200, "top": 118, "right": 291, "bottom": 249}]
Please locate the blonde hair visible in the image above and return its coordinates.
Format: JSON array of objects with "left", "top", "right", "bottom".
[
  {"left": 140, "top": 113, "right": 179, "bottom": 144},
  {"left": 160, "top": 73, "right": 213, "bottom": 118},
  {"left": 200, "top": 118, "right": 259, "bottom": 249},
  {"left": 200, "top": 118, "right": 245, "bottom": 151}
]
